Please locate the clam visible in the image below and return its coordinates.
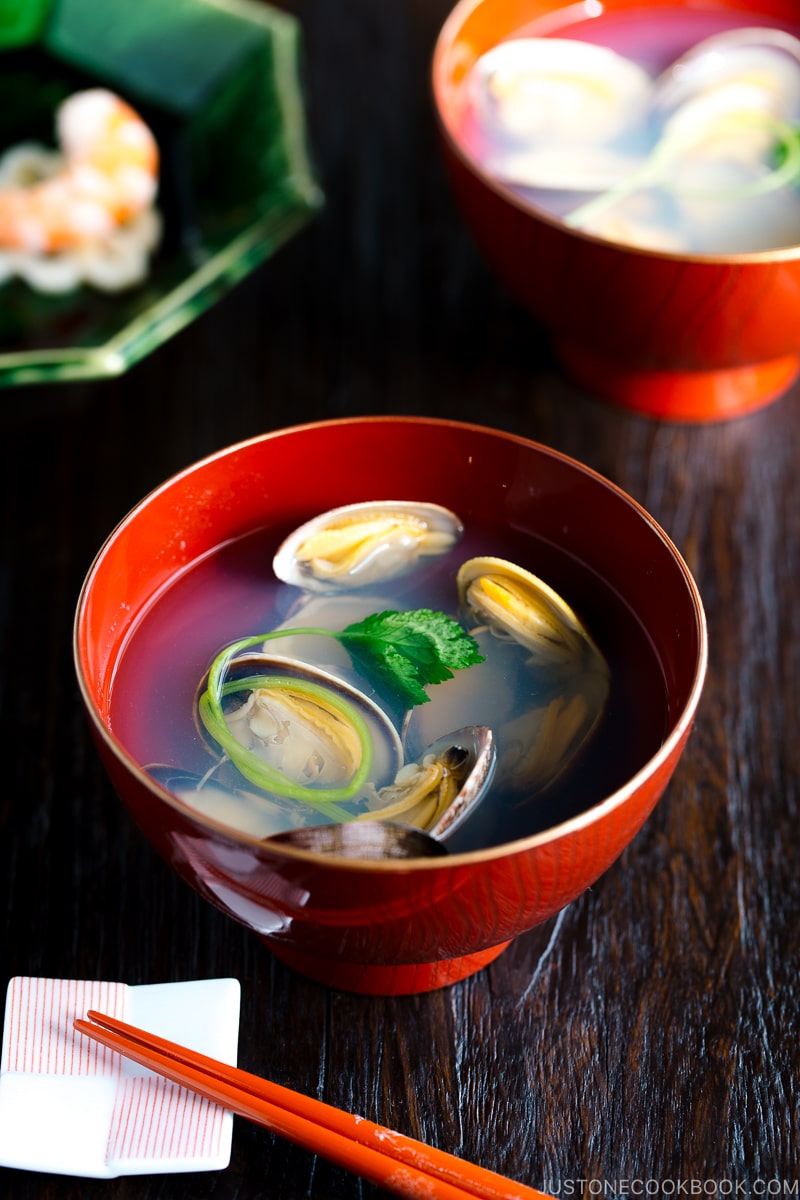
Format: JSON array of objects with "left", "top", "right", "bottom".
[
  {"left": 638, "top": 27, "right": 800, "bottom": 253},
  {"left": 226, "top": 685, "right": 363, "bottom": 788},
  {"left": 468, "top": 37, "right": 652, "bottom": 191},
  {"left": 145, "top": 764, "right": 309, "bottom": 838},
  {"left": 387, "top": 557, "right": 611, "bottom": 801},
  {"left": 650, "top": 28, "right": 800, "bottom": 198},
  {"left": 265, "top": 821, "right": 450, "bottom": 859},
  {"left": 199, "top": 654, "right": 404, "bottom": 819},
  {"left": 273, "top": 501, "right": 463, "bottom": 593},
  {"left": 196, "top": 654, "right": 495, "bottom": 846},
  {"left": 653, "top": 27, "right": 800, "bottom": 136},
  {"left": 456, "top": 556, "right": 607, "bottom": 672},
  {"left": 362, "top": 725, "right": 496, "bottom": 840},
  {"left": 489, "top": 680, "right": 609, "bottom": 799},
  {"left": 404, "top": 628, "right": 609, "bottom": 801}
]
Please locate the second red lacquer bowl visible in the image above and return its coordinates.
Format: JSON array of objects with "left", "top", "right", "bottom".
[{"left": 433, "top": 0, "right": 800, "bottom": 421}]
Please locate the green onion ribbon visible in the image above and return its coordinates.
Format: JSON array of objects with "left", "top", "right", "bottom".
[
  {"left": 564, "top": 111, "right": 800, "bottom": 232},
  {"left": 198, "top": 630, "right": 374, "bottom": 820}
]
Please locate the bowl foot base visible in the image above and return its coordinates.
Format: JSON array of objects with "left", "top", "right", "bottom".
[
  {"left": 263, "top": 940, "right": 511, "bottom": 994},
  {"left": 556, "top": 340, "right": 800, "bottom": 422}
]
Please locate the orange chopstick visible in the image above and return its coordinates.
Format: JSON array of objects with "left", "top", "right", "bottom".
[{"left": 75, "top": 1010, "right": 550, "bottom": 1200}]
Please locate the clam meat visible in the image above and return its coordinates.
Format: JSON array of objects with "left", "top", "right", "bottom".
[
  {"left": 198, "top": 653, "right": 496, "bottom": 841},
  {"left": 273, "top": 500, "right": 463, "bottom": 593},
  {"left": 490, "top": 689, "right": 606, "bottom": 798},
  {"left": 404, "top": 631, "right": 608, "bottom": 801},
  {"left": 396, "top": 559, "right": 611, "bottom": 802},
  {"left": 457, "top": 556, "right": 607, "bottom": 672},
  {"left": 361, "top": 725, "right": 496, "bottom": 840},
  {"left": 201, "top": 655, "right": 404, "bottom": 815},
  {"left": 226, "top": 686, "right": 363, "bottom": 788}
]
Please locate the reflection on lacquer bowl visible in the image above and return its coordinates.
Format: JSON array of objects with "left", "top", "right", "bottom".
[
  {"left": 74, "top": 418, "right": 707, "bottom": 995},
  {"left": 433, "top": 0, "right": 800, "bottom": 421}
]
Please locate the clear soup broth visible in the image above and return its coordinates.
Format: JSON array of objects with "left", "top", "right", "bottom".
[{"left": 109, "top": 517, "right": 669, "bottom": 853}]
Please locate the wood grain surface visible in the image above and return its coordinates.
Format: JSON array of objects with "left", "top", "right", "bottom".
[{"left": 1, "top": 1, "right": 798, "bottom": 1195}]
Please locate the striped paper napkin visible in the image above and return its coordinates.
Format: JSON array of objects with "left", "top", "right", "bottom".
[{"left": 0, "top": 976, "right": 240, "bottom": 1177}]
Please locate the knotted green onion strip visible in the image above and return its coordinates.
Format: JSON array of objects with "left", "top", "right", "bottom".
[
  {"left": 565, "top": 112, "right": 800, "bottom": 232},
  {"left": 198, "top": 610, "right": 483, "bottom": 818},
  {"left": 198, "top": 631, "right": 374, "bottom": 818}
]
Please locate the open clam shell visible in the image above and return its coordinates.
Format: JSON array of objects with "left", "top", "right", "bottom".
[
  {"left": 425, "top": 726, "right": 496, "bottom": 840},
  {"left": 363, "top": 725, "right": 496, "bottom": 841},
  {"left": 195, "top": 652, "right": 496, "bottom": 845},
  {"left": 198, "top": 653, "right": 404, "bottom": 818},
  {"left": 470, "top": 37, "right": 652, "bottom": 146},
  {"left": 272, "top": 500, "right": 463, "bottom": 592},
  {"left": 457, "top": 555, "right": 606, "bottom": 671}
]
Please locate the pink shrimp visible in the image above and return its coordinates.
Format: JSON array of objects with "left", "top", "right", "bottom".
[{"left": 0, "top": 89, "right": 159, "bottom": 255}]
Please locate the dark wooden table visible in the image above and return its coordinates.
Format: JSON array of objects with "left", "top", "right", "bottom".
[{"left": 2, "top": 1, "right": 798, "bottom": 1195}]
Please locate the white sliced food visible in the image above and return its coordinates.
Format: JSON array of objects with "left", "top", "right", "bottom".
[{"left": 470, "top": 37, "right": 653, "bottom": 145}]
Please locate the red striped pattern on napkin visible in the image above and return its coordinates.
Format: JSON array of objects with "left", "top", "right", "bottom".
[
  {"left": 107, "top": 1076, "right": 226, "bottom": 1164},
  {"left": 1, "top": 976, "right": 231, "bottom": 1169},
  {"left": 1, "top": 976, "right": 125, "bottom": 1076}
]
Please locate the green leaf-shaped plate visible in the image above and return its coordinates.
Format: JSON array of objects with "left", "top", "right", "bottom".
[{"left": 0, "top": 0, "right": 322, "bottom": 385}]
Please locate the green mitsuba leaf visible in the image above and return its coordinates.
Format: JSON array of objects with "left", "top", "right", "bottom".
[{"left": 338, "top": 608, "right": 484, "bottom": 708}]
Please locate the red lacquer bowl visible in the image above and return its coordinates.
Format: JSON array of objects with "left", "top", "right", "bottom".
[
  {"left": 433, "top": 0, "right": 800, "bottom": 422},
  {"left": 74, "top": 418, "right": 707, "bottom": 994}
]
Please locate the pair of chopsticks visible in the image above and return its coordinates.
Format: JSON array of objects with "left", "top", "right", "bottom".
[{"left": 75, "top": 1010, "right": 552, "bottom": 1200}]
